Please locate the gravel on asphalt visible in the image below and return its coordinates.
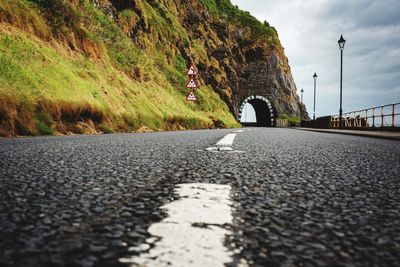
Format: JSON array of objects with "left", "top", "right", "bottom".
[{"left": 1, "top": 128, "right": 399, "bottom": 267}]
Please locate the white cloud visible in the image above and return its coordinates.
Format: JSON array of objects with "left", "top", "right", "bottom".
[{"left": 231, "top": 0, "right": 400, "bottom": 116}]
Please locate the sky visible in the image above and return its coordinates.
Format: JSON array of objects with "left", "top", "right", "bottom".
[{"left": 231, "top": 0, "right": 400, "bottom": 117}]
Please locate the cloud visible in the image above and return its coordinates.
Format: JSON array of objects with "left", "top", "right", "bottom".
[
  {"left": 327, "top": 0, "right": 400, "bottom": 28},
  {"left": 231, "top": 0, "right": 400, "bottom": 116}
]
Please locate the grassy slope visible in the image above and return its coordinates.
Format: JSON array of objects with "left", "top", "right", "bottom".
[{"left": 0, "top": 0, "right": 239, "bottom": 136}]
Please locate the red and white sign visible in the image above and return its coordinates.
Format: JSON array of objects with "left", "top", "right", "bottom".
[
  {"left": 186, "top": 63, "right": 198, "bottom": 76},
  {"left": 186, "top": 90, "right": 197, "bottom": 101},
  {"left": 186, "top": 78, "right": 198, "bottom": 89}
]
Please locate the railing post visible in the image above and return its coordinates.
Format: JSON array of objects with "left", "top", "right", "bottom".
[
  {"left": 393, "top": 103, "right": 395, "bottom": 128},
  {"left": 354, "top": 112, "right": 356, "bottom": 127},
  {"left": 372, "top": 107, "right": 375, "bottom": 128},
  {"left": 381, "top": 105, "right": 384, "bottom": 127}
]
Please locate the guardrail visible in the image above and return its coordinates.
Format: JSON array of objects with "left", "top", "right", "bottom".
[{"left": 331, "top": 103, "right": 400, "bottom": 128}]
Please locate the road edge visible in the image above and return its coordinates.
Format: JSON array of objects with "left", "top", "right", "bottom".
[{"left": 294, "top": 128, "right": 400, "bottom": 141}]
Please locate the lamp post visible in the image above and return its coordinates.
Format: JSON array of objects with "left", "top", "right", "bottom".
[
  {"left": 313, "top": 73, "right": 317, "bottom": 120},
  {"left": 301, "top": 89, "right": 304, "bottom": 104},
  {"left": 338, "top": 34, "right": 346, "bottom": 128}
]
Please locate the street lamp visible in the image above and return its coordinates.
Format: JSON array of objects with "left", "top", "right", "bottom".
[
  {"left": 301, "top": 89, "right": 304, "bottom": 104},
  {"left": 313, "top": 73, "right": 317, "bottom": 120},
  {"left": 338, "top": 34, "right": 346, "bottom": 128}
]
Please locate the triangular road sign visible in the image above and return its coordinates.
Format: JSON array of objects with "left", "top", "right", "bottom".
[
  {"left": 186, "top": 90, "right": 197, "bottom": 101},
  {"left": 186, "top": 63, "right": 198, "bottom": 76},
  {"left": 186, "top": 78, "right": 199, "bottom": 88}
]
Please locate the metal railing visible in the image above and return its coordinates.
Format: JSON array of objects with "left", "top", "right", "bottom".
[{"left": 331, "top": 103, "right": 400, "bottom": 129}]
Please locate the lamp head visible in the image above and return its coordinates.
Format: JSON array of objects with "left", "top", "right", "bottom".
[{"left": 338, "top": 34, "right": 346, "bottom": 50}]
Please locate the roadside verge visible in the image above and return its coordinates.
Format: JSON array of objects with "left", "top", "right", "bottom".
[{"left": 295, "top": 128, "right": 400, "bottom": 141}]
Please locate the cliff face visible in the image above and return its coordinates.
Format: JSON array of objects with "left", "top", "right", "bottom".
[
  {"left": 95, "top": 0, "right": 308, "bottom": 119},
  {"left": 0, "top": 0, "right": 308, "bottom": 137}
]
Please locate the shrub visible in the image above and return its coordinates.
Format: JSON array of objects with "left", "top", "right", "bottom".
[
  {"left": 35, "top": 112, "right": 54, "bottom": 135},
  {"left": 99, "top": 124, "right": 114, "bottom": 134},
  {"left": 277, "top": 114, "right": 301, "bottom": 123}
]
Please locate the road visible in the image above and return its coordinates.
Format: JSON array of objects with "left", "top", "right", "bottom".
[{"left": 1, "top": 128, "right": 399, "bottom": 267}]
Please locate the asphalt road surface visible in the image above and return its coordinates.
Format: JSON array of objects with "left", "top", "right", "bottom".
[{"left": 1, "top": 128, "right": 399, "bottom": 267}]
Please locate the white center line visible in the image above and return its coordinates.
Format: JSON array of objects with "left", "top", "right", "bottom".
[
  {"left": 119, "top": 183, "right": 238, "bottom": 267},
  {"left": 216, "top": 133, "right": 237, "bottom": 146}
]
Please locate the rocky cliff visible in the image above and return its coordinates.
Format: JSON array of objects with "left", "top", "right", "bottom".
[{"left": 0, "top": 0, "right": 308, "bottom": 137}]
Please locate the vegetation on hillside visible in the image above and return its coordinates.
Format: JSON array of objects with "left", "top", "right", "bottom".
[
  {"left": 277, "top": 114, "right": 301, "bottom": 124},
  {"left": 0, "top": 0, "right": 243, "bottom": 136},
  {"left": 0, "top": 0, "right": 287, "bottom": 137},
  {"left": 199, "top": 0, "right": 279, "bottom": 47}
]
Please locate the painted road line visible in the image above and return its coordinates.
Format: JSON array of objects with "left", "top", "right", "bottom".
[
  {"left": 206, "top": 146, "right": 233, "bottom": 152},
  {"left": 234, "top": 130, "right": 245, "bottom": 133},
  {"left": 119, "top": 183, "right": 239, "bottom": 267},
  {"left": 216, "top": 133, "right": 237, "bottom": 146}
]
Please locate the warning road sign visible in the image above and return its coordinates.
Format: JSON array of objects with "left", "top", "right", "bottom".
[
  {"left": 186, "top": 90, "right": 197, "bottom": 101},
  {"left": 186, "top": 78, "right": 198, "bottom": 89},
  {"left": 186, "top": 63, "right": 198, "bottom": 76}
]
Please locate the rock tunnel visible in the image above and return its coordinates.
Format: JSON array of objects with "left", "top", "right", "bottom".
[{"left": 238, "top": 96, "right": 275, "bottom": 127}]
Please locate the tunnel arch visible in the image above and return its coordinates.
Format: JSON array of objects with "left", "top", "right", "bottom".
[{"left": 238, "top": 96, "right": 275, "bottom": 127}]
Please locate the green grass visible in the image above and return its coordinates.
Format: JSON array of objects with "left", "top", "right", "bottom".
[
  {"left": 98, "top": 124, "right": 114, "bottom": 134},
  {"left": 198, "top": 0, "right": 219, "bottom": 14},
  {"left": 35, "top": 120, "right": 54, "bottom": 135},
  {"left": 0, "top": 0, "right": 242, "bottom": 136},
  {"left": 277, "top": 114, "right": 301, "bottom": 123},
  {"left": 33, "top": 110, "right": 55, "bottom": 135},
  {"left": 84, "top": 2, "right": 144, "bottom": 72}
]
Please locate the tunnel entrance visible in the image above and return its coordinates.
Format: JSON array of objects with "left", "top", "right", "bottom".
[{"left": 239, "top": 96, "right": 275, "bottom": 127}]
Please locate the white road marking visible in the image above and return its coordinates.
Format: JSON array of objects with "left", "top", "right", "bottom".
[
  {"left": 206, "top": 146, "right": 233, "bottom": 152},
  {"left": 218, "top": 147, "right": 234, "bottom": 151},
  {"left": 216, "top": 133, "right": 237, "bottom": 146},
  {"left": 119, "top": 183, "right": 237, "bottom": 267},
  {"left": 234, "top": 130, "right": 245, "bottom": 133}
]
